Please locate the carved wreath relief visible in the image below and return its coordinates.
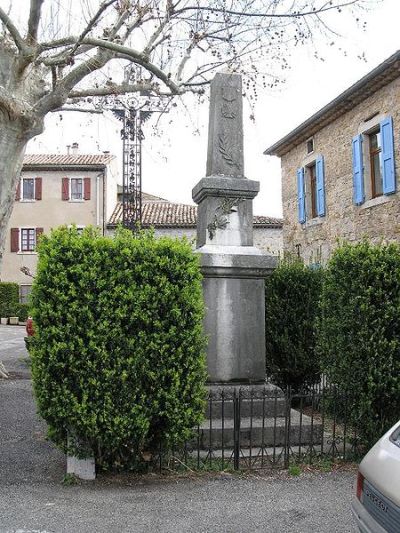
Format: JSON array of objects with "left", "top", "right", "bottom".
[
  {"left": 207, "top": 197, "right": 244, "bottom": 240},
  {"left": 218, "top": 86, "right": 241, "bottom": 170}
]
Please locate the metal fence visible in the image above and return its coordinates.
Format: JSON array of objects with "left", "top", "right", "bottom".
[{"left": 152, "top": 384, "right": 364, "bottom": 473}]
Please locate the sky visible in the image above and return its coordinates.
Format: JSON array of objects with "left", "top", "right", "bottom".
[{"left": 27, "top": 0, "right": 400, "bottom": 218}]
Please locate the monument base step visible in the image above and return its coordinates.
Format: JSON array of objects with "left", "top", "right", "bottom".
[
  {"left": 206, "top": 382, "right": 286, "bottom": 418},
  {"left": 196, "top": 409, "right": 322, "bottom": 448}
]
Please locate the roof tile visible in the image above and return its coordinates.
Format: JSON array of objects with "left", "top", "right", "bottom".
[
  {"left": 109, "top": 200, "right": 282, "bottom": 228},
  {"left": 23, "top": 154, "right": 115, "bottom": 166}
]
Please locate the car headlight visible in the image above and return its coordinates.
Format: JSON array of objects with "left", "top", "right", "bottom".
[{"left": 390, "top": 425, "right": 400, "bottom": 448}]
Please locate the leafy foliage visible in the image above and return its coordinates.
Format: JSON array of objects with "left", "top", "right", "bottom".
[
  {"left": 265, "top": 258, "right": 323, "bottom": 390},
  {"left": 11, "top": 303, "right": 29, "bottom": 321},
  {"left": 30, "top": 226, "right": 207, "bottom": 469},
  {"left": 0, "top": 282, "right": 19, "bottom": 317},
  {"left": 318, "top": 241, "right": 400, "bottom": 446}
]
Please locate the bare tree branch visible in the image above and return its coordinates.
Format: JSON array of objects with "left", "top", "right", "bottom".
[
  {"left": 41, "top": 44, "right": 95, "bottom": 67},
  {"left": 27, "top": 0, "right": 45, "bottom": 43},
  {"left": 39, "top": 35, "right": 184, "bottom": 94},
  {"left": 175, "top": 0, "right": 360, "bottom": 19},
  {"left": 143, "top": 10, "right": 171, "bottom": 58},
  {"left": 68, "top": 81, "right": 155, "bottom": 99},
  {"left": 69, "top": 0, "right": 119, "bottom": 57},
  {"left": 0, "top": 6, "right": 26, "bottom": 51},
  {"left": 51, "top": 106, "right": 103, "bottom": 114}
]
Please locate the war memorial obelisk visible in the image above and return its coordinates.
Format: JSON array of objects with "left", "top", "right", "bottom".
[{"left": 192, "top": 72, "right": 277, "bottom": 383}]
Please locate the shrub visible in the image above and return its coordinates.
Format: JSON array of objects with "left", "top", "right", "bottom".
[
  {"left": 0, "top": 282, "right": 19, "bottom": 316},
  {"left": 12, "top": 303, "right": 30, "bottom": 321},
  {"left": 318, "top": 241, "right": 400, "bottom": 446},
  {"left": 30, "top": 226, "right": 207, "bottom": 469},
  {"left": 264, "top": 258, "right": 323, "bottom": 391}
]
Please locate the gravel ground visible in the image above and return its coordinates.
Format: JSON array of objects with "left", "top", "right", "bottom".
[{"left": 0, "top": 325, "right": 359, "bottom": 533}]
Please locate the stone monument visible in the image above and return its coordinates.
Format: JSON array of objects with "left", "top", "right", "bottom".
[{"left": 192, "top": 72, "right": 277, "bottom": 383}]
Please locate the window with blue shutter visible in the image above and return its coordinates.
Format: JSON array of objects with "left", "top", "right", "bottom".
[
  {"left": 315, "top": 155, "right": 326, "bottom": 217},
  {"left": 352, "top": 134, "right": 365, "bottom": 205},
  {"left": 297, "top": 168, "right": 306, "bottom": 223},
  {"left": 380, "top": 116, "right": 396, "bottom": 195}
]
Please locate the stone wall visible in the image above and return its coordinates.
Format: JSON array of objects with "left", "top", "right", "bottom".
[
  {"left": 281, "top": 76, "right": 400, "bottom": 264},
  {"left": 107, "top": 225, "right": 283, "bottom": 256}
]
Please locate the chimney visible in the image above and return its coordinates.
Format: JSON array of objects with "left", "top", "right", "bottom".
[
  {"left": 66, "top": 144, "right": 71, "bottom": 155},
  {"left": 103, "top": 150, "right": 110, "bottom": 155},
  {"left": 72, "top": 142, "right": 79, "bottom": 155}
]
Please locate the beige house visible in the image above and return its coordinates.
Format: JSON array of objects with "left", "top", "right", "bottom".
[
  {"left": 264, "top": 50, "right": 400, "bottom": 264},
  {"left": 108, "top": 193, "right": 283, "bottom": 255},
  {"left": 1, "top": 149, "right": 118, "bottom": 301}
]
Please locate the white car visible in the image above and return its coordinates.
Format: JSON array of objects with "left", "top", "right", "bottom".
[{"left": 352, "top": 420, "right": 400, "bottom": 532}]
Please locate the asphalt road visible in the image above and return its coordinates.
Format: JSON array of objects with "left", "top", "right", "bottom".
[
  {"left": 0, "top": 324, "right": 30, "bottom": 378},
  {"left": 0, "top": 325, "right": 358, "bottom": 533}
]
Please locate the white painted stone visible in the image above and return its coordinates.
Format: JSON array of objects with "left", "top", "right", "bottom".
[{"left": 67, "top": 454, "right": 96, "bottom": 480}]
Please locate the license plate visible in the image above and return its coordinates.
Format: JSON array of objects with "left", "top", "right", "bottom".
[{"left": 364, "top": 486, "right": 389, "bottom": 514}]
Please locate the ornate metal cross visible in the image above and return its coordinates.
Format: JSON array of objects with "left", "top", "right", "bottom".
[{"left": 94, "top": 67, "right": 168, "bottom": 231}]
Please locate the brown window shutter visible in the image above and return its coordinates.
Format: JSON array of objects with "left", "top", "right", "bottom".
[
  {"left": 84, "top": 177, "right": 91, "bottom": 200},
  {"left": 11, "top": 228, "right": 19, "bottom": 252},
  {"left": 35, "top": 228, "right": 44, "bottom": 248},
  {"left": 62, "top": 177, "right": 69, "bottom": 200},
  {"left": 35, "top": 177, "right": 42, "bottom": 200},
  {"left": 15, "top": 180, "right": 21, "bottom": 201}
]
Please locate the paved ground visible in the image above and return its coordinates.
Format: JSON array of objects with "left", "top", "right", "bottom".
[
  {"left": 0, "top": 324, "right": 30, "bottom": 378},
  {"left": 0, "top": 325, "right": 358, "bottom": 533}
]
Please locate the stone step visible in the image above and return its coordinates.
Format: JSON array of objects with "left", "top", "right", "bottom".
[
  {"left": 195, "top": 410, "right": 322, "bottom": 449},
  {"left": 206, "top": 383, "right": 286, "bottom": 418},
  {"left": 205, "top": 395, "right": 287, "bottom": 418}
]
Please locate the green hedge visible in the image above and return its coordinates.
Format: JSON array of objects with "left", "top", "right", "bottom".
[
  {"left": 12, "top": 303, "right": 30, "bottom": 321},
  {"left": 0, "top": 282, "right": 19, "bottom": 317},
  {"left": 318, "top": 241, "right": 400, "bottom": 446},
  {"left": 265, "top": 258, "right": 323, "bottom": 391},
  {"left": 30, "top": 226, "right": 207, "bottom": 469}
]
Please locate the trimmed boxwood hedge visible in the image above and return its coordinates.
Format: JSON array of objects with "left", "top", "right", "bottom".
[
  {"left": 30, "top": 226, "right": 207, "bottom": 469},
  {"left": 318, "top": 241, "right": 400, "bottom": 447},
  {"left": 0, "top": 282, "right": 19, "bottom": 317},
  {"left": 265, "top": 258, "right": 323, "bottom": 391}
]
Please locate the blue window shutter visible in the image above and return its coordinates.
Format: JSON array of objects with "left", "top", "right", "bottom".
[
  {"left": 316, "top": 155, "right": 326, "bottom": 217},
  {"left": 297, "top": 168, "right": 306, "bottom": 223},
  {"left": 352, "top": 134, "right": 365, "bottom": 205},
  {"left": 381, "top": 116, "right": 396, "bottom": 195}
]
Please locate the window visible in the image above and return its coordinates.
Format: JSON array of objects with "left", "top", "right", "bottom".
[
  {"left": 20, "top": 285, "right": 32, "bottom": 304},
  {"left": 21, "top": 228, "right": 36, "bottom": 252},
  {"left": 62, "top": 177, "right": 91, "bottom": 201},
  {"left": 297, "top": 155, "right": 326, "bottom": 223},
  {"left": 22, "top": 178, "right": 35, "bottom": 200},
  {"left": 369, "top": 130, "right": 383, "bottom": 198},
  {"left": 68, "top": 224, "right": 85, "bottom": 234},
  {"left": 352, "top": 116, "right": 396, "bottom": 205},
  {"left": 308, "top": 163, "right": 318, "bottom": 219},
  {"left": 71, "top": 178, "right": 83, "bottom": 200},
  {"left": 17, "top": 177, "right": 42, "bottom": 201},
  {"left": 306, "top": 138, "right": 314, "bottom": 154},
  {"left": 10, "top": 227, "right": 43, "bottom": 253}
]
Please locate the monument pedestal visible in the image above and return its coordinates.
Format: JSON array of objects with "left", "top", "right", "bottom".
[
  {"left": 197, "top": 248, "right": 275, "bottom": 382},
  {"left": 193, "top": 175, "right": 275, "bottom": 382},
  {"left": 192, "top": 72, "right": 278, "bottom": 384}
]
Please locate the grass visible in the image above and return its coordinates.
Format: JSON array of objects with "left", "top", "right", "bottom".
[
  {"left": 62, "top": 473, "right": 80, "bottom": 486},
  {"left": 288, "top": 465, "right": 302, "bottom": 476}
]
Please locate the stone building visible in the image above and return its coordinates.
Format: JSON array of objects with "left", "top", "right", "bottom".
[
  {"left": 107, "top": 193, "right": 283, "bottom": 255},
  {"left": 264, "top": 50, "right": 400, "bottom": 264},
  {"left": 1, "top": 148, "right": 118, "bottom": 301}
]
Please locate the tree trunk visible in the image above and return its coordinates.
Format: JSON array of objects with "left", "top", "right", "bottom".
[
  {"left": 0, "top": 43, "right": 46, "bottom": 275},
  {"left": 0, "top": 117, "right": 41, "bottom": 274},
  {"left": 0, "top": 123, "right": 27, "bottom": 274}
]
